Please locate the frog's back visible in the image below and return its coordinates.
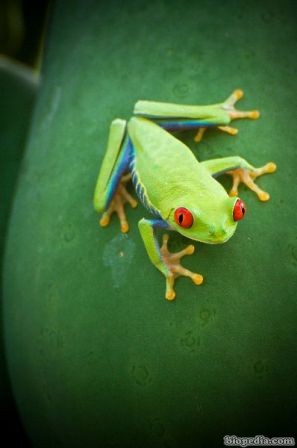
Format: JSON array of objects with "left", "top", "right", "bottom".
[
  {"left": 127, "top": 117, "right": 220, "bottom": 217},
  {"left": 128, "top": 117, "right": 197, "bottom": 174}
]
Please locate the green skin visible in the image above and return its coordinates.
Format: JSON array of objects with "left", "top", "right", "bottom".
[
  {"left": 94, "top": 91, "right": 276, "bottom": 300},
  {"left": 128, "top": 117, "right": 238, "bottom": 244}
]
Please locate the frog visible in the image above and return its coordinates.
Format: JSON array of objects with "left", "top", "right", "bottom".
[{"left": 94, "top": 89, "right": 276, "bottom": 300}]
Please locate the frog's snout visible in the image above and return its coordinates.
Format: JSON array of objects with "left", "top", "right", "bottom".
[
  {"left": 209, "top": 225, "right": 226, "bottom": 238},
  {"left": 208, "top": 225, "right": 235, "bottom": 243}
]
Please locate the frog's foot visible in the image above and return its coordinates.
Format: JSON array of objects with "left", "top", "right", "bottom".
[
  {"left": 227, "top": 162, "right": 277, "bottom": 201},
  {"left": 195, "top": 124, "right": 238, "bottom": 142},
  {"left": 220, "top": 89, "right": 260, "bottom": 136},
  {"left": 217, "top": 125, "right": 238, "bottom": 136},
  {"left": 99, "top": 174, "right": 137, "bottom": 233},
  {"left": 194, "top": 127, "right": 207, "bottom": 143},
  {"left": 160, "top": 234, "right": 203, "bottom": 300}
]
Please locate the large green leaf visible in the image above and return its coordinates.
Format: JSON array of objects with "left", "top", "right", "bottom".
[{"left": 3, "top": 1, "right": 297, "bottom": 446}]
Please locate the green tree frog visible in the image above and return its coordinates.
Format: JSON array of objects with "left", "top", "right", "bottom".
[{"left": 94, "top": 90, "right": 276, "bottom": 300}]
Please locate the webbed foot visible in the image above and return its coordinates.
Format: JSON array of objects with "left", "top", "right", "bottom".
[
  {"left": 219, "top": 89, "right": 260, "bottom": 136},
  {"left": 223, "top": 89, "right": 260, "bottom": 119},
  {"left": 227, "top": 162, "right": 277, "bottom": 201},
  {"left": 160, "top": 234, "right": 203, "bottom": 300},
  {"left": 194, "top": 89, "right": 260, "bottom": 143},
  {"left": 99, "top": 174, "right": 137, "bottom": 232}
]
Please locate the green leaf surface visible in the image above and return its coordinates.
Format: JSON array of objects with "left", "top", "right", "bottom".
[
  {"left": 0, "top": 56, "right": 37, "bottom": 443},
  {"left": 3, "top": 1, "right": 297, "bottom": 446}
]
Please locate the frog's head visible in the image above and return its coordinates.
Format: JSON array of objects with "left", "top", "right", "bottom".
[{"left": 166, "top": 195, "right": 246, "bottom": 244}]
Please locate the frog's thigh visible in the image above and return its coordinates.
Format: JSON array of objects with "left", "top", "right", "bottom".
[
  {"left": 94, "top": 118, "right": 127, "bottom": 212},
  {"left": 133, "top": 100, "right": 228, "bottom": 121}
]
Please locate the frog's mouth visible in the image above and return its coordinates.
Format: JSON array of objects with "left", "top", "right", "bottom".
[
  {"left": 179, "top": 222, "right": 237, "bottom": 245},
  {"left": 198, "top": 231, "right": 235, "bottom": 245}
]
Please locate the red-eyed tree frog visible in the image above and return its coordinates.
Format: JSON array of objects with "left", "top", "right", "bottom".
[{"left": 94, "top": 90, "right": 276, "bottom": 300}]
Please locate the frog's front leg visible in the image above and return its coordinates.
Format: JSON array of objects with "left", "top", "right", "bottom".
[
  {"left": 201, "top": 156, "right": 277, "bottom": 201},
  {"left": 94, "top": 119, "right": 137, "bottom": 232},
  {"left": 138, "top": 219, "right": 203, "bottom": 300}
]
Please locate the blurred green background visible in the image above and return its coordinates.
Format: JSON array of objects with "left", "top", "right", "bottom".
[{"left": 1, "top": 0, "right": 297, "bottom": 447}]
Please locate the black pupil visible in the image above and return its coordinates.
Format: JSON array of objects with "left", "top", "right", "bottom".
[
  {"left": 242, "top": 206, "right": 245, "bottom": 214},
  {"left": 178, "top": 213, "right": 184, "bottom": 223}
]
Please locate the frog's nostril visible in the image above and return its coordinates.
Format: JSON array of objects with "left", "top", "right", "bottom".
[
  {"left": 208, "top": 226, "right": 216, "bottom": 237},
  {"left": 209, "top": 227, "right": 227, "bottom": 238}
]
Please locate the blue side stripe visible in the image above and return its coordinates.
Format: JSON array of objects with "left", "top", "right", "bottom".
[
  {"left": 156, "top": 120, "right": 215, "bottom": 131},
  {"left": 129, "top": 145, "right": 162, "bottom": 219},
  {"left": 105, "top": 138, "right": 133, "bottom": 207}
]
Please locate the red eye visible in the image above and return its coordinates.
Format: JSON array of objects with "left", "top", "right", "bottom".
[
  {"left": 233, "top": 199, "right": 246, "bottom": 221},
  {"left": 174, "top": 207, "right": 193, "bottom": 228}
]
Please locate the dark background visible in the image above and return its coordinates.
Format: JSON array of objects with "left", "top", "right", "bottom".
[
  {"left": 0, "top": 1, "right": 49, "bottom": 445},
  {"left": 1, "top": 1, "right": 297, "bottom": 447}
]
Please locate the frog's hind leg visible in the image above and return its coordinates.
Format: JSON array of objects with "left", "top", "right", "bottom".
[
  {"left": 134, "top": 89, "right": 260, "bottom": 143},
  {"left": 94, "top": 119, "right": 137, "bottom": 233},
  {"left": 201, "top": 156, "right": 277, "bottom": 201}
]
